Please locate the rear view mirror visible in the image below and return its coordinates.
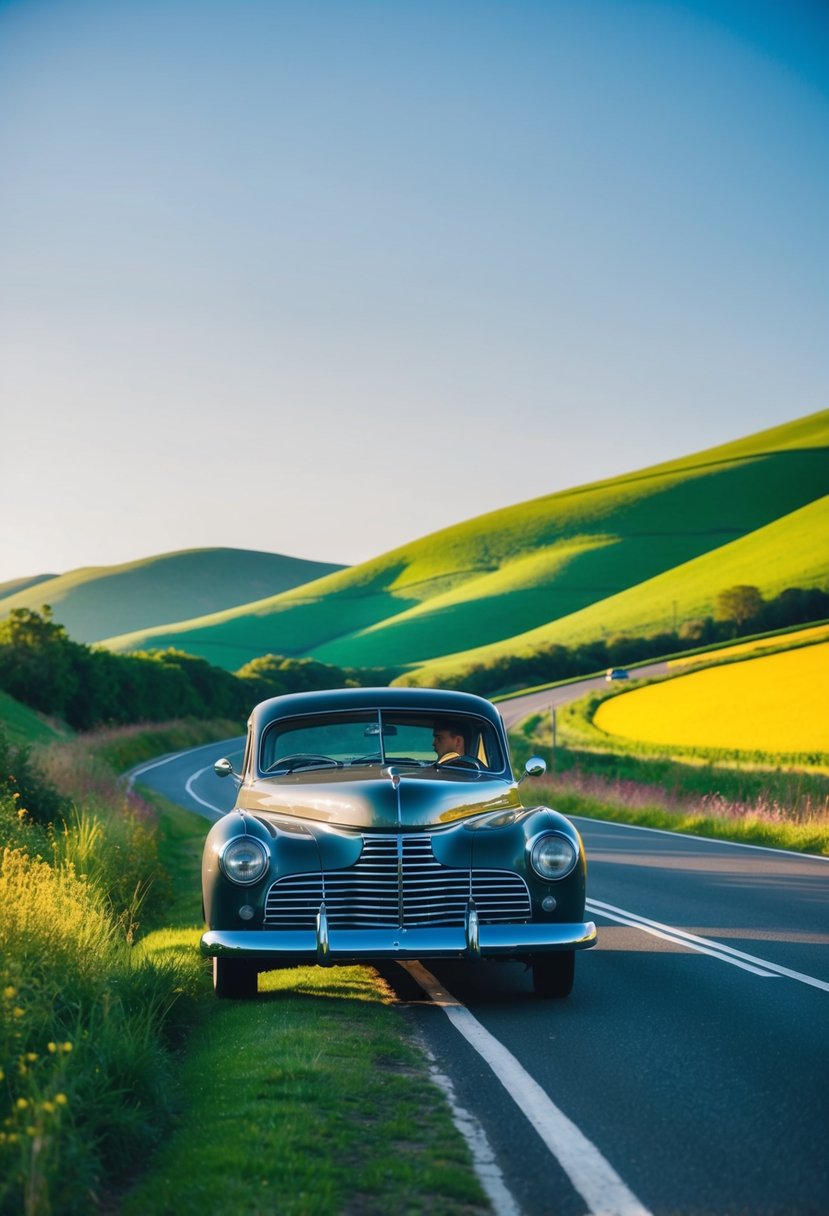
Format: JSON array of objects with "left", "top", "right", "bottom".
[
  {"left": 520, "top": 756, "right": 547, "bottom": 782},
  {"left": 214, "top": 758, "right": 235, "bottom": 779}
]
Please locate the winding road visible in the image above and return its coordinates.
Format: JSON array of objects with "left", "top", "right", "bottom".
[{"left": 132, "top": 676, "right": 828, "bottom": 1216}]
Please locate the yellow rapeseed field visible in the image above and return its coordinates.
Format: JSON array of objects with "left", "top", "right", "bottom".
[
  {"left": 594, "top": 641, "right": 829, "bottom": 754},
  {"left": 669, "top": 622, "right": 829, "bottom": 669}
]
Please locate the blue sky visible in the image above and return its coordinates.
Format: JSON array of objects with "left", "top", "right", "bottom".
[{"left": 1, "top": 0, "right": 827, "bottom": 582}]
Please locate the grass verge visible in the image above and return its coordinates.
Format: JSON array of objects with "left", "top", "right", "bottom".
[
  {"left": 123, "top": 792, "right": 488, "bottom": 1215},
  {"left": 510, "top": 721, "right": 829, "bottom": 856}
]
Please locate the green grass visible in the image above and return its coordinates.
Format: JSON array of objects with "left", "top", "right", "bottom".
[
  {"left": 122, "top": 960, "right": 487, "bottom": 1216},
  {"left": 120, "top": 794, "right": 487, "bottom": 1216},
  {"left": 100, "top": 410, "right": 829, "bottom": 673},
  {"left": 542, "top": 790, "right": 829, "bottom": 855},
  {"left": 0, "top": 689, "right": 71, "bottom": 747},
  {"left": 0, "top": 547, "right": 345, "bottom": 645},
  {"left": 509, "top": 713, "right": 829, "bottom": 856},
  {"left": 2, "top": 726, "right": 486, "bottom": 1214},
  {"left": 0, "top": 729, "right": 208, "bottom": 1216}
]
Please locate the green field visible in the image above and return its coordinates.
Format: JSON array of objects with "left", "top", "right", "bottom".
[
  {"left": 98, "top": 410, "right": 829, "bottom": 676},
  {"left": 0, "top": 547, "right": 345, "bottom": 644},
  {"left": 0, "top": 690, "right": 71, "bottom": 747}
]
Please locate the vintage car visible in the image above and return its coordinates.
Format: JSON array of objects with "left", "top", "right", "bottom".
[{"left": 201, "top": 687, "right": 596, "bottom": 999}]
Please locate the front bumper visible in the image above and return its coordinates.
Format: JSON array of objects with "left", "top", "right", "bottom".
[{"left": 200, "top": 916, "right": 597, "bottom": 965}]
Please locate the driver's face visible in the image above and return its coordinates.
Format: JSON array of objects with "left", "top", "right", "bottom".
[{"left": 433, "top": 728, "right": 464, "bottom": 758}]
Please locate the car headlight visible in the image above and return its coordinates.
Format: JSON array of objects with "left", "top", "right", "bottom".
[
  {"left": 529, "top": 833, "right": 578, "bottom": 881},
  {"left": 220, "top": 837, "right": 269, "bottom": 885}
]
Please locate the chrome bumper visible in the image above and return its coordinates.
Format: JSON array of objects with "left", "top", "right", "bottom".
[{"left": 200, "top": 914, "right": 597, "bottom": 965}]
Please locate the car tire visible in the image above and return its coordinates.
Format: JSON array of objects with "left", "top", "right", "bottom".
[
  {"left": 531, "top": 951, "right": 575, "bottom": 998},
  {"left": 213, "top": 956, "right": 258, "bottom": 1000}
]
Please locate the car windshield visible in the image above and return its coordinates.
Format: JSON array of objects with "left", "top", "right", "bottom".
[{"left": 260, "top": 709, "right": 505, "bottom": 774}]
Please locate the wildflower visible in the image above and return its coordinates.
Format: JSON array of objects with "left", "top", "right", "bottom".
[
  {"left": 26, "top": 1126, "right": 37, "bottom": 1137},
  {"left": 13, "top": 1007, "right": 25, "bottom": 1019},
  {"left": 16, "top": 1098, "right": 28, "bottom": 1110},
  {"left": 54, "top": 1094, "right": 68, "bottom": 1106},
  {"left": 25, "top": 1052, "right": 37, "bottom": 1063},
  {"left": 47, "top": 1042, "right": 57, "bottom": 1054},
  {"left": 0, "top": 1069, "right": 4, "bottom": 1082},
  {"left": 62, "top": 1041, "right": 73, "bottom": 1053},
  {"left": 41, "top": 1101, "right": 55, "bottom": 1114},
  {"left": 2, "top": 986, "right": 16, "bottom": 1000}
]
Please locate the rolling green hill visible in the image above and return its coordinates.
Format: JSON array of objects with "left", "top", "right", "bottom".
[
  {"left": 0, "top": 573, "right": 56, "bottom": 601},
  {"left": 100, "top": 410, "right": 829, "bottom": 674},
  {"left": 0, "top": 548, "right": 346, "bottom": 644},
  {"left": 406, "top": 494, "right": 829, "bottom": 685}
]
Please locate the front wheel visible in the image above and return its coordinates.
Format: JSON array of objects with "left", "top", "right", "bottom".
[
  {"left": 213, "top": 956, "right": 258, "bottom": 1000},
  {"left": 531, "top": 951, "right": 575, "bottom": 999}
]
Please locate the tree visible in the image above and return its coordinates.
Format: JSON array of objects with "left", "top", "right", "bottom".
[
  {"left": 715, "top": 585, "right": 765, "bottom": 630},
  {"left": 0, "top": 606, "right": 79, "bottom": 717}
]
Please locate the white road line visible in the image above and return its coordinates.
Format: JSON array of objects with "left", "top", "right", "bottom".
[
  {"left": 587, "top": 899, "right": 829, "bottom": 992},
  {"left": 572, "top": 815, "right": 829, "bottom": 861},
  {"left": 126, "top": 740, "right": 241, "bottom": 789},
  {"left": 184, "top": 765, "right": 228, "bottom": 817},
  {"left": 126, "top": 750, "right": 186, "bottom": 789},
  {"left": 402, "top": 961, "right": 653, "bottom": 1216},
  {"left": 423, "top": 1045, "right": 522, "bottom": 1216}
]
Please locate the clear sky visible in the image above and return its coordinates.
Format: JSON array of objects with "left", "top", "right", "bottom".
[{"left": 2, "top": 0, "right": 827, "bottom": 583}]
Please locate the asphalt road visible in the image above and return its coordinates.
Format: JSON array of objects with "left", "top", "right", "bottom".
[{"left": 132, "top": 682, "right": 829, "bottom": 1216}]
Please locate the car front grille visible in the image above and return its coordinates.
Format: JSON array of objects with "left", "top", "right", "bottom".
[{"left": 263, "top": 833, "right": 531, "bottom": 929}]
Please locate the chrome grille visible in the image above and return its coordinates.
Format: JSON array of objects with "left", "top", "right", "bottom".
[{"left": 263, "top": 833, "right": 531, "bottom": 929}]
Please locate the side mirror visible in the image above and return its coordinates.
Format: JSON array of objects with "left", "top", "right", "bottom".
[
  {"left": 213, "top": 758, "right": 235, "bottom": 779},
  {"left": 519, "top": 755, "right": 547, "bottom": 783}
]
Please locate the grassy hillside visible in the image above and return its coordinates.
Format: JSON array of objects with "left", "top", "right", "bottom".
[
  {"left": 0, "top": 547, "right": 346, "bottom": 644},
  {"left": 100, "top": 410, "right": 829, "bottom": 672},
  {"left": 408, "top": 494, "right": 829, "bottom": 684},
  {"left": 0, "top": 690, "right": 71, "bottom": 746},
  {"left": 0, "top": 573, "right": 56, "bottom": 600}
]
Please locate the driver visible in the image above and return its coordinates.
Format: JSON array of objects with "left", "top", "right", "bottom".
[{"left": 432, "top": 718, "right": 468, "bottom": 764}]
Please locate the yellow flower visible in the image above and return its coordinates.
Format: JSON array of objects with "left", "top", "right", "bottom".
[
  {"left": 16, "top": 1098, "right": 28, "bottom": 1110},
  {"left": 0, "top": 1069, "right": 4, "bottom": 1082},
  {"left": 61, "top": 1041, "right": 73, "bottom": 1053},
  {"left": 26, "top": 1126, "right": 37, "bottom": 1137},
  {"left": 54, "top": 1094, "right": 68, "bottom": 1106},
  {"left": 13, "top": 1007, "right": 25, "bottom": 1019},
  {"left": 2, "top": 986, "right": 16, "bottom": 1000},
  {"left": 47, "top": 1042, "right": 58, "bottom": 1054},
  {"left": 25, "top": 1052, "right": 37, "bottom": 1063},
  {"left": 41, "top": 1101, "right": 55, "bottom": 1114}
]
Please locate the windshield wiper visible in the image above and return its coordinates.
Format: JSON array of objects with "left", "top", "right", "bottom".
[{"left": 267, "top": 754, "right": 342, "bottom": 774}]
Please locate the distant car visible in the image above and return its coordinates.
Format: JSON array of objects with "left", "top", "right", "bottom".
[
  {"left": 201, "top": 687, "right": 596, "bottom": 1000},
  {"left": 606, "top": 668, "right": 630, "bottom": 682}
]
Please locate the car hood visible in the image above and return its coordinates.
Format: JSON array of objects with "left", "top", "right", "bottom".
[{"left": 236, "top": 765, "right": 522, "bottom": 829}]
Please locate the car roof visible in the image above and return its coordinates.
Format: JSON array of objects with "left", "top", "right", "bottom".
[{"left": 248, "top": 686, "right": 505, "bottom": 734}]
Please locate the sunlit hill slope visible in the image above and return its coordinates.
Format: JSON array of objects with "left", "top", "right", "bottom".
[{"left": 100, "top": 410, "right": 829, "bottom": 675}]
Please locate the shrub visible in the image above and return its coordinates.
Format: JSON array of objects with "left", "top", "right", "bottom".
[
  {"left": 0, "top": 728, "right": 205, "bottom": 1214},
  {"left": 0, "top": 728, "right": 69, "bottom": 830}
]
